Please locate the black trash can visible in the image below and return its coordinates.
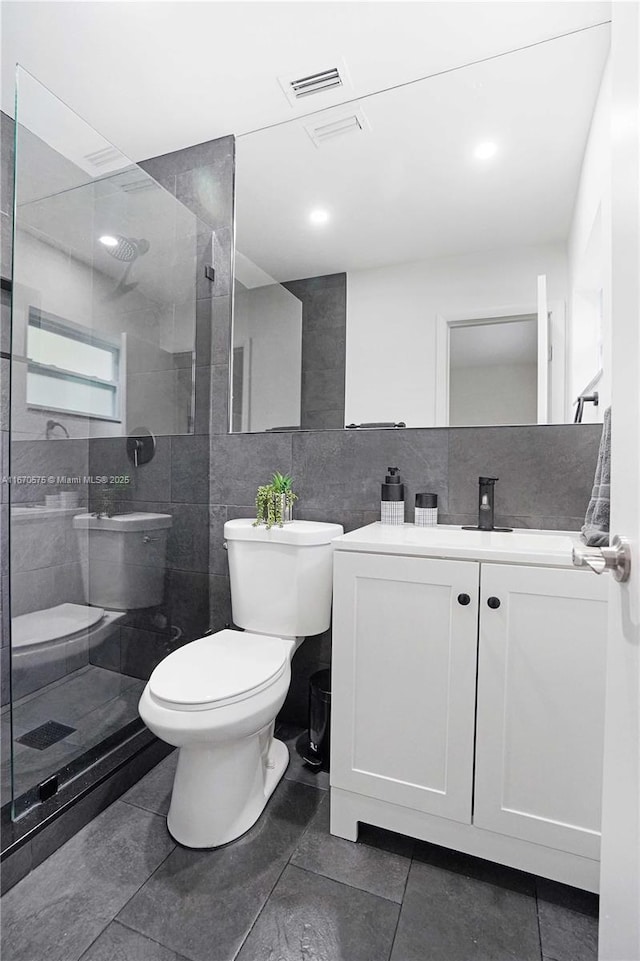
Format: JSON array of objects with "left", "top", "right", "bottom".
[{"left": 297, "top": 668, "right": 331, "bottom": 770}]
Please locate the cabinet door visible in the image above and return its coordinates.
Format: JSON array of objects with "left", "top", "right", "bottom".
[
  {"left": 331, "top": 551, "right": 479, "bottom": 824},
  {"left": 474, "top": 564, "right": 608, "bottom": 858}
]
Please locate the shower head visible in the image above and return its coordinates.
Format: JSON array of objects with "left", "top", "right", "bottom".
[{"left": 99, "top": 235, "right": 150, "bottom": 262}]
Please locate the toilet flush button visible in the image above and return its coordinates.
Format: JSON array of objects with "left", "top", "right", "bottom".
[{"left": 267, "top": 759, "right": 275, "bottom": 769}]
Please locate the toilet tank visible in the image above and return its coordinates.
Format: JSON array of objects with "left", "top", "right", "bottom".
[
  {"left": 73, "top": 512, "right": 172, "bottom": 610},
  {"left": 224, "top": 519, "right": 343, "bottom": 637}
]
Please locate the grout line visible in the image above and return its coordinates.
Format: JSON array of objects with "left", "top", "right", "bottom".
[
  {"left": 119, "top": 796, "right": 170, "bottom": 820},
  {"left": 230, "top": 783, "right": 325, "bottom": 960},
  {"left": 230, "top": 844, "right": 297, "bottom": 959},
  {"left": 287, "top": 859, "right": 406, "bottom": 906},
  {"left": 112, "top": 842, "right": 177, "bottom": 925},
  {"left": 113, "top": 917, "right": 195, "bottom": 961},
  {"left": 73, "top": 841, "right": 177, "bottom": 961},
  {"left": 535, "top": 878, "right": 545, "bottom": 961}
]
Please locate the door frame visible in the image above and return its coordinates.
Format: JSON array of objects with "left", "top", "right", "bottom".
[{"left": 434, "top": 299, "right": 565, "bottom": 426}]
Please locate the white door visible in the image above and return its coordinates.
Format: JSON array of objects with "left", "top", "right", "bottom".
[
  {"left": 331, "top": 551, "right": 479, "bottom": 824},
  {"left": 474, "top": 564, "right": 608, "bottom": 860},
  {"left": 598, "top": 6, "right": 640, "bottom": 959},
  {"left": 537, "top": 274, "right": 549, "bottom": 424}
]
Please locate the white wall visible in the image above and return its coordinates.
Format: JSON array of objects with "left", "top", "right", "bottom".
[
  {"left": 233, "top": 282, "right": 302, "bottom": 432},
  {"left": 345, "top": 242, "right": 568, "bottom": 427},
  {"left": 567, "top": 56, "right": 611, "bottom": 422},
  {"left": 450, "top": 362, "right": 537, "bottom": 426}
]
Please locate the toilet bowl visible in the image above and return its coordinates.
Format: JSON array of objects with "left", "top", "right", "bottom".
[{"left": 138, "top": 518, "right": 343, "bottom": 848}]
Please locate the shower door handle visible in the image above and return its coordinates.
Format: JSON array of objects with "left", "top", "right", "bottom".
[{"left": 572, "top": 535, "right": 631, "bottom": 582}]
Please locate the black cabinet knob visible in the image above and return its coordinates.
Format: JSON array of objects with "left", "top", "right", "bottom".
[
  {"left": 457, "top": 593, "right": 471, "bottom": 606},
  {"left": 487, "top": 597, "right": 501, "bottom": 609}
]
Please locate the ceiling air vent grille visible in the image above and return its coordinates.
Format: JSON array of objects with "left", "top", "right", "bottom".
[
  {"left": 278, "top": 58, "right": 352, "bottom": 108},
  {"left": 304, "top": 106, "right": 370, "bottom": 148},
  {"left": 83, "top": 146, "right": 124, "bottom": 169},
  {"left": 290, "top": 67, "right": 342, "bottom": 99}
]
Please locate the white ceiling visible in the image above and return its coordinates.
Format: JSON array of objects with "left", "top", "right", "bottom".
[
  {"left": 1, "top": 1, "right": 611, "bottom": 162},
  {"left": 236, "top": 23, "right": 610, "bottom": 279}
]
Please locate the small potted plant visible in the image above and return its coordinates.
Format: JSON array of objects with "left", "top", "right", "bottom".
[{"left": 253, "top": 472, "right": 298, "bottom": 529}]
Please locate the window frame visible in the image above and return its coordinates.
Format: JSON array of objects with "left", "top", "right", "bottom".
[{"left": 26, "top": 307, "right": 122, "bottom": 423}]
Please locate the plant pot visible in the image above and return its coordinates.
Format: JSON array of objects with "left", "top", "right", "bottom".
[{"left": 277, "top": 493, "right": 293, "bottom": 523}]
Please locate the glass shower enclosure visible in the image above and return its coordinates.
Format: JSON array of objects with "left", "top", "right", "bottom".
[{"left": 2, "top": 68, "right": 205, "bottom": 821}]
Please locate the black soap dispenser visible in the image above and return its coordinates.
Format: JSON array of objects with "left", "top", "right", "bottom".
[{"left": 381, "top": 467, "right": 405, "bottom": 526}]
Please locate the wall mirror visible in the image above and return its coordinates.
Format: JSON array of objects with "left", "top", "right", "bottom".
[{"left": 232, "top": 23, "right": 610, "bottom": 432}]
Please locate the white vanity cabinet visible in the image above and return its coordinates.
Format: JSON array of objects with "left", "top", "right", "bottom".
[
  {"left": 331, "top": 551, "right": 480, "bottom": 824},
  {"left": 330, "top": 525, "right": 609, "bottom": 892}
]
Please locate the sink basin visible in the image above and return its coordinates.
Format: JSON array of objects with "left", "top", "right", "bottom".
[{"left": 332, "top": 523, "right": 581, "bottom": 567}]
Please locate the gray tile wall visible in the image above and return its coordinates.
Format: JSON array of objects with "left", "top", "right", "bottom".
[{"left": 283, "top": 274, "right": 346, "bottom": 430}]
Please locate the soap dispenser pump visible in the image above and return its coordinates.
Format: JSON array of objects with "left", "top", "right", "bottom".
[{"left": 381, "top": 467, "right": 405, "bottom": 526}]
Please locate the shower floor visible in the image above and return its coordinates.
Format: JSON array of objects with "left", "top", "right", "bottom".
[{"left": 1, "top": 666, "right": 145, "bottom": 808}]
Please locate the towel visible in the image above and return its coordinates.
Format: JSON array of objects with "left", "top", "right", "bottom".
[{"left": 581, "top": 407, "right": 611, "bottom": 547}]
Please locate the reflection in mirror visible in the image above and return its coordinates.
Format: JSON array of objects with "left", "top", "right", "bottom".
[
  {"left": 449, "top": 316, "right": 537, "bottom": 427},
  {"left": 233, "top": 253, "right": 303, "bottom": 431},
  {"left": 12, "top": 67, "right": 202, "bottom": 441},
  {"left": 233, "top": 23, "right": 610, "bottom": 431}
]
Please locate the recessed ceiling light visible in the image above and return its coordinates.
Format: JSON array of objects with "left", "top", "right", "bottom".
[
  {"left": 474, "top": 141, "right": 498, "bottom": 160},
  {"left": 309, "top": 208, "right": 330, "bottom": 225},
  {"left": 99, "top": 234, "right": 118, "bottom": 247}
]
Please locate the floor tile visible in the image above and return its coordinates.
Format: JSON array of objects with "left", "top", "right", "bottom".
[
  {"left": 6, "top": 667, "right": 145, "bottom": 802},
  {"left": 390, "top": 858, "right": 541, "bottom": 961},
  {"left": 122, "top": 751, "right": 178, "bottom": 816},
  {"left": 12, "top": 666, "right": 139, "bottom": 730},
  {"left": 78, "top": 920, "right": 191, "bottom": 961},
  {"left": 537, "top": 878, "right": 598, "bottom": 961},
  {"left": 236, "top": 864, "right": 400, "bottom": 961},
  {"left": 1, "top": 801, "right": 175, "bottom": 961},
  {"left": 117, "top": 779, "right": 323, "bottom": 961},
  {"left": 413, "top": 839, "right": 536, "bottom": 895},
  {"left": 291, "top": 794, "right": 411, "bottom": 902}
]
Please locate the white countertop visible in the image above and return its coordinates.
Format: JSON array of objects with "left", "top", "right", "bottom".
[{"left": 332, "top": 523, "right": 584, "bottom": 568}]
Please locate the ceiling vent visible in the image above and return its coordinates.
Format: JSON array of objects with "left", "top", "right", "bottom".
[
  {"left": 304, "top": 106, "right": 370, "bottom": 148},
  {"left": 278, "top": 58, "right": 353, "bottom": 108},
  {"left": 291, "top": 68, "right": 342, "bottom": 99},
  {"left": 83, "top": 145, "right": 124, "bottom": 169},
  {"left": 117, "top": 176, "right": 158, "bottom": 194}
]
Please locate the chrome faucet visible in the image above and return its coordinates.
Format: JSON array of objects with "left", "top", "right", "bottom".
[{"left": 462, "top": 476, "right": 513, "bottom": 532}]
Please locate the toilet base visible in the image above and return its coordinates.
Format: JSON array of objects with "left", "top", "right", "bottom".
[{"left": 167, "top": 733, "right": 289, "bottom": 848}]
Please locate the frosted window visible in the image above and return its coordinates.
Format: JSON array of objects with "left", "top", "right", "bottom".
[
  {"left": 26, "top": 371, "right": 116, "bottom": 418},
  {"left": 28, "top": 326, "right": 115, "bottom": 380},
  {"left": 26, "top": 308, "right": 120, "bottom": 420}
]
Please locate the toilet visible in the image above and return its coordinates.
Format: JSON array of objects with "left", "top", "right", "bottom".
[{"left": 138, "top": 518, "right": 343, "bottom": 848}]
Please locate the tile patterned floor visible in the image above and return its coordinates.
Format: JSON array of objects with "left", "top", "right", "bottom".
[
  {"left": 1, "top": 666, "right": 145, "bottom": 806},
  {"left": 1, "top": 727, "right": 599, "bottom": 961}
]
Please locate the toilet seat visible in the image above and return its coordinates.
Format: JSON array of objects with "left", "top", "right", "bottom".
[{"left": 148, "top": 629, "right": 289, "bottom": 712}]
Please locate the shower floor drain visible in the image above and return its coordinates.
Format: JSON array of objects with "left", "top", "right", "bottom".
[{"left": 16, "top": 721, "right": 76, "bottom": 750}]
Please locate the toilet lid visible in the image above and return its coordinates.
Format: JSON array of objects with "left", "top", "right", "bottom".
[{"left": 148, "top": 629, "right": 289, "bottom": 708}]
